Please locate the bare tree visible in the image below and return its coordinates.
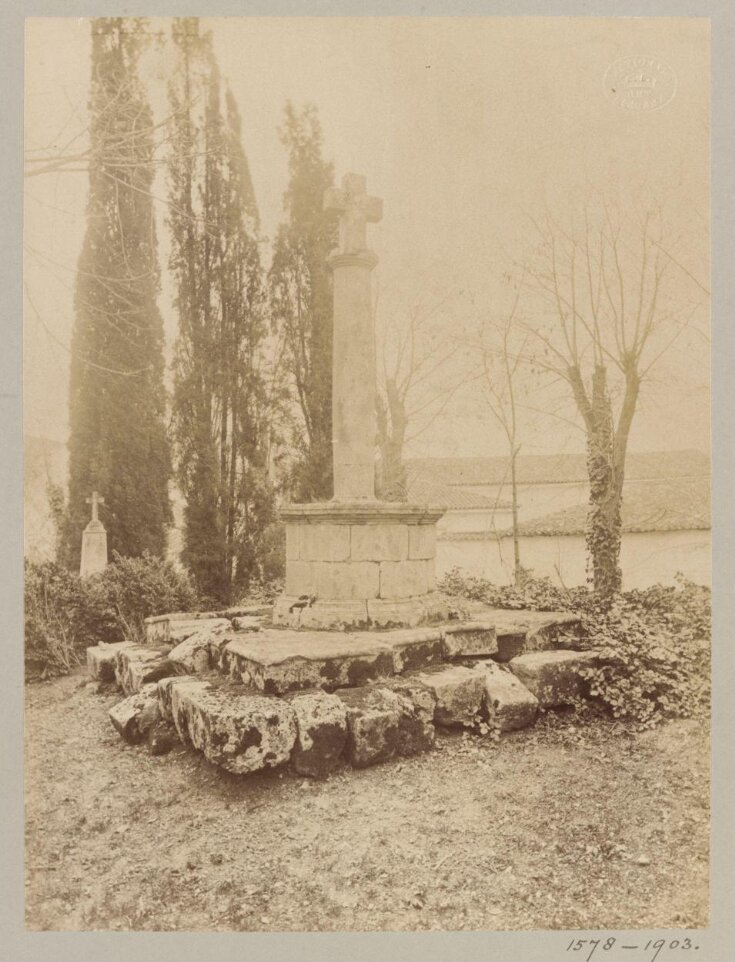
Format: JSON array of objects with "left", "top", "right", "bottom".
[
  {"left": 476, "top": 275, "right": 529, "bottom": 586},
  {"left": 519, "top": 199, "right": 705, "bottom": 599},
  {"left": 375, "top": 293, "right": 468, "bottom": 501}
]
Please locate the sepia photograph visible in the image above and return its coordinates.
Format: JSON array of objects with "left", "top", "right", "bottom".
[{"left": 19, "top": 11, "right": 719, "bottom": 945}]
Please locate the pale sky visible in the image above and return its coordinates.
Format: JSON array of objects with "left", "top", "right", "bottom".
[{"left": 23, "top": 16, "right": 710, "bottom": 459}]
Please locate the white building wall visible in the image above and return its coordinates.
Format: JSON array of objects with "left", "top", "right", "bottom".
[{"left": 437, "top": 529, "right": 712, "bottom": 589}]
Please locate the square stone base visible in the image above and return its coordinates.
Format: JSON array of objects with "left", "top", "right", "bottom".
[
  {"left": 273, "top": 593, "right": 451, "bottom": 630},
  {"left": 275, "top": 500, "right": 446, "bottom": 629}
]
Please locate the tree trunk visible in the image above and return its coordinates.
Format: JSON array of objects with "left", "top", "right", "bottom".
[
  {"left": 586, "top": 365, "right": 622, "bottom": 600},
  {"left": 510, "top": 445, "right": 522, "bottom": 586},
  {"left": 376, "top": 378, "right": 408, "bottom": 501}
]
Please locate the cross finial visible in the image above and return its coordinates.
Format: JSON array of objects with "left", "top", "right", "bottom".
[
  {"left": 324, "top": 173, "right": 383, "bottom": 254},
  {"left": 86, "top": 490, "right": 105, "bottom": 523}
]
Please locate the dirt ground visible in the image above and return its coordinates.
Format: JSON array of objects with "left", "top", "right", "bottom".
[{"left": 24, "top": 669, "right": 709, "bottom": 932}]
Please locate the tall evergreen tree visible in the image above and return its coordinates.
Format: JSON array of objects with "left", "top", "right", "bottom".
[
  {"left": 62, "top": 18, "right": 171, "bottom": 569},
  {"left": 168, "top": 19, "right": 272, "bottom": 603},
  {"left": 269, "top": 104, "right": 336, "bottom": 502}
]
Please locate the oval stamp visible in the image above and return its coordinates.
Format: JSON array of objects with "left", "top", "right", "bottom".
[{"left": 603, "top": 56, "right": 677, "bottom": 111}]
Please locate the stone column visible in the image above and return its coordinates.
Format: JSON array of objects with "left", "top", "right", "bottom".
[
  {"left": 329, "top": 249, "right": 379, "bottom": 500},
  {"left": 324, "top": 173, "right": 383, "bottom": 502}
]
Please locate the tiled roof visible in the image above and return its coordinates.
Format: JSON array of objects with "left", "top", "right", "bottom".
[
  {"left": 405, "top": 468, "right": 510, "bottom": 511},
  {"left": 498, "top": 478, "right": 711, "bottom": 536},
  {"left": 406, "top": 450, "right": 710, "bottom": 487}
]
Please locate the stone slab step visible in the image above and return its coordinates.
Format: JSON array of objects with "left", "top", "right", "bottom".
[
  {"left": 470, "top": 608, "right": 583, "bottom": 661},
  {"left": 219, "top": 627, "right": 446, "bottom": 695}
]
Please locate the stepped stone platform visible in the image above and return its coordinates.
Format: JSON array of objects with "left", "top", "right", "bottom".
[{"left": 90, "top": 603, "right": 597, "bottom": 779}]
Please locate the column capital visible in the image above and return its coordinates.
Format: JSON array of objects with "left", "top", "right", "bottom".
[{"left": 327, "top": 250, "right": 379, "bottom": 272}]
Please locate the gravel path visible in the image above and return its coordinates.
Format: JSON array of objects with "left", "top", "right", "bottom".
[{"left": 25, "top": 670, "right": 709, "bottom": 932}]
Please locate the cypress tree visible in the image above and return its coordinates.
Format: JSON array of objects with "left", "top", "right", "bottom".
[
  {"left": 168, "top": 19, "right": 271, "bottom": 602},
  {"left": 269, "top": 103, "right": 336, "bottom": 503},
  {"left": 62, "top": 18, "right": 171, "bottom": 569}
]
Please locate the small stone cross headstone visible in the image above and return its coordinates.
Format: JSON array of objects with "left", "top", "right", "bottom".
[{"left": 80, "top": 490, "right": 108, "bottom": 578}]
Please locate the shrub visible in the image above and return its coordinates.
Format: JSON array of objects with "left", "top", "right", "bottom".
[
  {"left": 24, "top": 553, "right": 199, "bottom": 679},
  {"left": 437, "top": 566, "right": 578, "bottom": 611},
  {"left": 25, "top": 560, "right": 89, "bottom": 678}
]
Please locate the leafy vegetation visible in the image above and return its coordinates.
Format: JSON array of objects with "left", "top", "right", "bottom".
[
  {"left": 439, "top": 567, "right": 710, "bottom": 727},
  {"left": 24, "top": 554, "right": 198, "bottom": 679}
]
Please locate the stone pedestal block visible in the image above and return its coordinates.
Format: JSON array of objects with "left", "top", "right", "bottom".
[{"left": 275, "top": 502, "right": 446, "bottom": 629}]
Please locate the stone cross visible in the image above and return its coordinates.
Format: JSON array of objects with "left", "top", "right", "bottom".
[
  {"left": 86, "top": 491, "right": 105, "bottom": 524},
  {"left": 324, "top": 173, "right": 383, "bottom": 254}
]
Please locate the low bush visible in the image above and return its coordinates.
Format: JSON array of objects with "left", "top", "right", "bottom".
[
  {"left": 24, "top": 553, "right": 199, "bottom": 679},
  {"left": 575, "top": 592, "right": 710, "bottom": 729},
  {"left": 438, "top": 566, "right": 579, "bottom": 611}
]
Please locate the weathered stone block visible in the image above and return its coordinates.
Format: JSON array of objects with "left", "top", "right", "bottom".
[
  {"left": 376, "top": 677, "right": 437, "bottom": 755},
  {"left": 508, "top": 650, "right": 600, "bottom": 707},
  {"left": 87, "top": 642, "right": 130, "bottom": 682},
  {"left": 144, "top": 615, "right": 170, "bottom": 643},
  {"left": 171, "top": 684, "right": 297, "bottom": 774},
  {"left": 168, "top": 622, "right": 230, "bottom": 674},
  {"left": 379, "top": 559, "right": 430, "bottom": 599},
  {"left": 408, "top": 524, "right": 436, "bottom": 560},
  {"left": 336, "top": 687, "right": 402, "bottom": 767},
  {"left": 285, "top": 560, "right": 316, "bottom": 596},
  {"left": 109, "top": 683, "right": 160, "bottom": 744},
  {"left": 350, "top": 523, "right": 409, "bottom": 562},
  {"left": 157, "top": 675, "right": 211, "bottom": 723},
  {"left": 413, "top": 664, "right": 487, "bottom": 727},
  {"left": 222, "top": 631, "right": 395, "bottom": 695},
  {"left": 300, "top": 523, "right": 351, "bottom": 562},
  {"left": 384, "top": 627, "right": 446, "bottom": 673},
  {"left": 442, "top": 621, "right": 498, "bottom": 658},
  {"left": 285, "top": 690, "right": 348, "bottom": 777},
  {"left": 115, "top": 645, "right": 174, "bottom": 695},
  {"left": 476, "top": 662, "right": 538, "bottom": 731},
  {"left": 313, "top": 561, "right": 380, "bottom": 601}
]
